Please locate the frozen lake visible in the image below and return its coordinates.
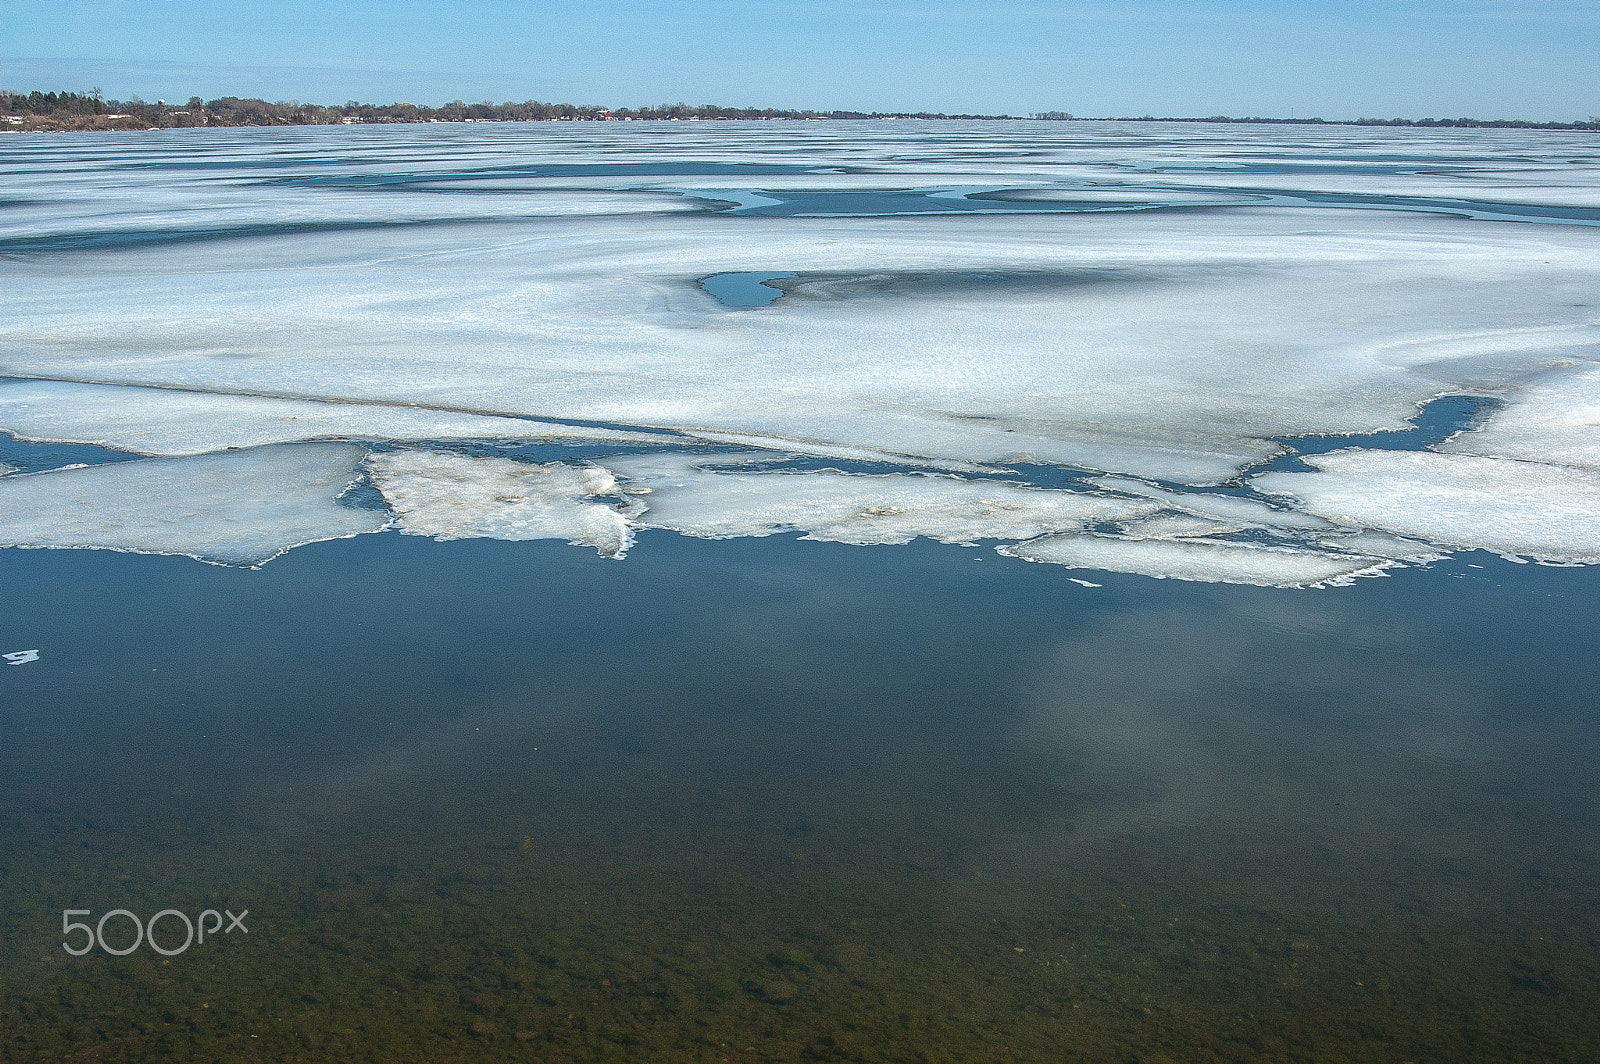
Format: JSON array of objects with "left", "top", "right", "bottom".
[
  {"left": 2, "top": 120, "right": 1598, "bottom": 1060},
  {"left": 2, "top": 120, "right": 1598, "bottom": 584}
]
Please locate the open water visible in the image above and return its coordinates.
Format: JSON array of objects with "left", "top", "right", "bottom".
[{"left": 3, "top": 530, "right": 1599, "bottom": 1062}]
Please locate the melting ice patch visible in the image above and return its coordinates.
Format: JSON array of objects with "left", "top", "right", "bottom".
[
  {"left": 1113, "top": 512, "right": 1250, "bottom": 540},
  {"left": 1253, "top": 450, "right": 1600, "bottom": 563},
  {"left": 1000, "top": 535, "right": 1393, "bottom": 588},
  {"left": 0, "top": 443, "right": 386, "bottom": 565},
  {"left": 1437, "top": 363, "right": 1600, "bottom": 474},
  {"left": 368, "top": 450, "right": 634, "bottom": 557},
  {"left": 1088, "top": 477, "right": 1333, "bottom": 532},
  {"left": 1310, "top": 531, "right": 1448, "bottom": 564},
  {"left": 602, "top": 453, "right": 1154, "bottom": 545}
]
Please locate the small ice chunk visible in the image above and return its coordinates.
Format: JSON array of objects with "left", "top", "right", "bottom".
[
  {"left": 4, "top": 649, "right": 40, "bottom": 665},
  {"left": 1067, "top": 578, "right": 1102, "bottom": 588},
  {"left": 1254, "top": 450, "right": 1600, "bottom": 563},
  {"left": 367, "top": 450, "right": 633, "bottom": 557},
  {"left": 0, "top": 443, "right": 386, "bottom": 566},
  {"left": 603, "top": 453, "right": 1153, "bottom": 546},
  {"left": 999, "top": 533, "right": 1392, "bottom": 588}
]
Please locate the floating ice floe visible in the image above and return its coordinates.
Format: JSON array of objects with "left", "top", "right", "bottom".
[
  {"left": 0, "top": 443, "right": 387, "bottom": 565},
  {"left": 602, "top": 453, "right": 1154, "bottom": 545},
  {"left": 1000, "top": 535, "right": 1393, "bottom": 588},
  {"left": 367, "top": 450, "right": 634, "bottom": 557}
]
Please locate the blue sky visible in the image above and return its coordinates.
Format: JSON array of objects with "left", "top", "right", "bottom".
[{"left": 3, "top": 0, "right": 1596, "bottom": 119}]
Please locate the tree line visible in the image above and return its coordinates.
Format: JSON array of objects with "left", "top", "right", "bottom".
[
  {"left": 5, "top": 91, "right": 1596, "bottom": 131},
  {"left": 3, "top": 90, "right": 109, "bottom": 115},
  {"left": 1, "top": 91, "right": 1016, "bottom": 128}
]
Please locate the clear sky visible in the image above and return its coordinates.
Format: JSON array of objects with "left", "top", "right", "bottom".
[{"left": 3, "top": 0, "right": 1597, "bottom": 120}]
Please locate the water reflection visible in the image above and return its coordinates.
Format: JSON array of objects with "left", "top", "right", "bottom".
[{"left": 2, "top": 532, "right": 1597, "bottom": 1060}]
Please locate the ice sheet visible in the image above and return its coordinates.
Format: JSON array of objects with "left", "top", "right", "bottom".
[
  {"left": 0, "top": 379, "right": 673, "bottom": 456},
  {"left": 0, "top": 443, "right": 386, "bottom": 565},
  {"left": 8, "top": 209, "right": 1596, "bottom": 487}
]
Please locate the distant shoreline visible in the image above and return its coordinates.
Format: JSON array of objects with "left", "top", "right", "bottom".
[{"left": 4, "top": 92, "right": 1597, "bottom": 133}]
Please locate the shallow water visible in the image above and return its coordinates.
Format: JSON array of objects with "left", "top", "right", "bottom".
[{"left": 4, "top": 532, "right": 1599, "bottom": 1061}]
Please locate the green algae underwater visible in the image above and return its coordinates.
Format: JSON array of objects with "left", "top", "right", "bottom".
[{"left": 3, "top": 530, "right": 1599, "bottom": 1063}]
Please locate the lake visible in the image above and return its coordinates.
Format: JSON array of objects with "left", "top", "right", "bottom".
[{"left": 2, "top": 119, "right": 1599, "bottom": 1061}]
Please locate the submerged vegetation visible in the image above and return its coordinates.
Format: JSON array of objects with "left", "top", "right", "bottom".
[{"left": 3, "top": 535, "right": 1599, "bottom": 1063}]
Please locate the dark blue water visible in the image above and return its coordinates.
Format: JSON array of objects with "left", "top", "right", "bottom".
[
  {"left": 700, "top": 272, "right": 796, "bottom": 308},
  {"left": 0, "top": 431, "right": 143, "bottom": 473},
  {"left": 1255, "top": 394, "right": 1502, "bottom": 473}
]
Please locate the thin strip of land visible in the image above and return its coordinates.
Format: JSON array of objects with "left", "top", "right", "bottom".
[{"left": 4, "top": 91, "right": 1597, "bottom": 131}]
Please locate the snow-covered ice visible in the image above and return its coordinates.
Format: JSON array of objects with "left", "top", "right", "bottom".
[
  {"left": 0, "top": 379, "right": 673, "bottom": 456},
  {"left": 1254, "top": 450, "right": 1600, "bottom": 563},
  {"left": 368, "top": 450, "right": 634, "bottom": 557},
  {"left": 2, "top": 122, "right": 1596, "bottom": 585}
]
